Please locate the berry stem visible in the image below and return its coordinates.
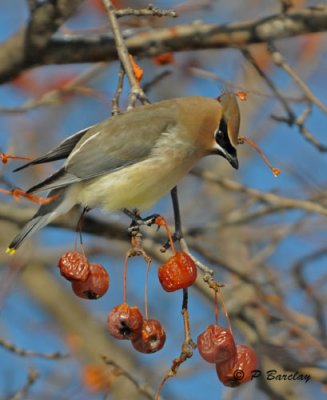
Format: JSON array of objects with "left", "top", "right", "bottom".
[
  {"left": 182, "top": 288, "right": 192, "bottom": 343},
  {"left": 155, "top": 375, "right": 169, "bottom": 400},
  {"left": 181, "top": 289, "right": 196, "bottom": 350},
  {"left": 155, "top": 288, "right": 195, "bottom": 399},
  {"left": 238, "top": 135, "right": 280, "bottom": 177},
  {"left": 74, "top": 208, "right": 88, "bottom": 258},
  {"left": 155, "top": 216, "right": 176, "bottom": 254},
  {"left": 214, "top": 289, "right": 219, "bottom": 326},
  {"left": 218, "top": 290, "right": 233, "bottom": 337},
  {"left": 144, "top": 258, "right": 151, "bottom": 320},
  {"left": 73, "top": 233, "right": 78, "bottom": 253},
  {"left": 1, "top": 153, "right": 32, "bottom": 164},
  {"left": 123, "top": 254, "right": 129, "bottom": 304},
  {"left": 0, "top": 188, "right": 59, "bottom": 204}
]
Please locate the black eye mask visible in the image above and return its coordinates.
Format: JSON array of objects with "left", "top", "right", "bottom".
[{"left": 215, "top": 118, "right": 237, "bottom": 157}]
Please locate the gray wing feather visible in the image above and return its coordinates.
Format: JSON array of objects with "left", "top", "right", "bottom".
[
  {"left": 65, "top": 105, "right": 176, "bottom": 180},
  {"left": 13, "top": 126, "right": 92, "bottom": 172},
  {"left": 26, "top": 102, "right": 177, "bottom": 193},
  {"left": 8, "top": 189, "right": 70, "bottom": 251},
  {"left": 27, "top": 168, "right": 80, "bottom": 194}
]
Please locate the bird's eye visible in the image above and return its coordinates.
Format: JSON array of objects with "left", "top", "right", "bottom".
[{"left": 214, "top": 118, "right": 228, "bottom": 146}]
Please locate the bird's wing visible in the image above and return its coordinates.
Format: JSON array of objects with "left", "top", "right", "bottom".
[
  {"left": 13, "top": 126, "right": 92, "bottom": 172},
  {"left": 27, "top": 103, "right": 177, "bottom": 194},
  {"left": 66, "top": 107, "right": 176, "bottom": 179}
]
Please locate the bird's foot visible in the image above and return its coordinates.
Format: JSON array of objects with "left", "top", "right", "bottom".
[{"left": 123, "top": 209, "right": 160, "bottom": 234}]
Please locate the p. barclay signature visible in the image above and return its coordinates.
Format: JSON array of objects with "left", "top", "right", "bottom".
[{"left": 250, "top": 369, "right": 311, "bottom": 383}]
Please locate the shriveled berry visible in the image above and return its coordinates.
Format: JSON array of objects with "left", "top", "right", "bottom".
[
  {"left": 58, "top": 251, "right": 90, "bottom": 282},
  {"left": 216, "top": 344, "right": 257, "bottom": 387},
  {"left": 158, "top": 251, "right": 197, "bottom": 292},
  {"left": 72, "top": 263, "right": 109, "bottom": 299},
  {"left": 197, "top": 325, "right": 236, "bottom": 364},
  {"left": 107, "top": 303, "right": 143, "bottom": 340},
  {"left": 132, "top": 319, "right": 166, "bottom": 354}
]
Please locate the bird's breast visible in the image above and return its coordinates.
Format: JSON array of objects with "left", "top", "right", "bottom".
[{"left": 75, "top": 147, "right": 200, "bottom": 212}]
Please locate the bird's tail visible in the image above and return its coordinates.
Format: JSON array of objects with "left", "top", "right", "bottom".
[{"left": 6, "top": 188, "right": 74, "bottom": 254}]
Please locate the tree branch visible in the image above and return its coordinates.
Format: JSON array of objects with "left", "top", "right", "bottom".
[
  {"left": 192, "top": 169, "right": 327, "bottom": 217},
  {"left": 0, "top": 5, "right": 326, "bottom": 84},
  {"left": 0, "top": 0, "right": 83, "bottom": 83}
]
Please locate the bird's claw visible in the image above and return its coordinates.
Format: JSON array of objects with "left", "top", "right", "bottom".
[{"left": 127, "top": 213, "right": 160, "bottom": 234}]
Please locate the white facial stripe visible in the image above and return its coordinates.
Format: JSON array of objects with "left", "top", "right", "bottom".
[
  {"left": 212, "top": 141, "right": 226, "bottom": 155},
  {"left": 68, "top": 130, "right": 101, "bottom": 160}
]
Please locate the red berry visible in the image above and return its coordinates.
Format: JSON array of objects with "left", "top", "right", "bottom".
[
  {"left": 216, "top": 344, "right": 257, "bottom": 387},
  {"left": 158, "top": 251, "right": 197, "bottom": 292},
  {"left": 107, "top": 303, "right": 143, "bottom": 340},
  {"left": 58, "top": 251, "right": 90, "bottom": 282},
  {"left": 71, "top": 263, "right": 109, "bottom": 299},
  {"left": 197, "top": 325, "right": 236, "bottom": 364},
  {"left": 132, "top": 319, "right": 166, "bottom": 354}
]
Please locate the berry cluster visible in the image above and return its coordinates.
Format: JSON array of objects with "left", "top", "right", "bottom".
[
  {"left": 107, "top": 304, "right": 166, "bottom": 354},
  {"left": 105, "top": 234, "right": 169, "bottom": 354},
  {"left": 56, "top": 238, "right": 198, "bottom": 357},
  {"left": 58, "top": 251, "right": 109, "bottom": 299},
  {"left": 197, "top": 292, "right": 257, "bottom": 387},
  {"left": 107, "top": 218, "right": 197, "bottom": 354},
  {"left": 57, "top": 218, "right": 256, "bottom": 392},
  {"left": 105, "top": 247, "right": 197, "bottom": 354}
]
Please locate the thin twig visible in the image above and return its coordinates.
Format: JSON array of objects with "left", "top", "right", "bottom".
[
  {"left": 292, "top": 249, "right": 327, "bottom": 339},
  {"left": 102, "top": 356, "right": 157, "bottom": 400},
  {"left": 192, "top": 169, "right": 327, "bottom": 217},
  {"left": 0, "top": 63, "right": 107, "bottom": 114},
  {"left": 9, "top": 368, "right": 39, "bottom": 400},
  {"left": 188, "top": 66, "right": 304, "bottom": 103},
  {"left": 115, "top": 5, "right": 177, "bottom": 18},
  {"left": 242, "top": 47, "right": 295, "bottom": 120},
  {"left": 112, "top": 65, "right": 125, "bottom": 115},
  {"left": 143, "top": 70, "right": 172, "bottom": 94},
  {"left": 155, "top": 289, "right": 196, "bottom": 400},
  {"left": 268, "top": 42, "right": 327, "bottom": 115},
  {"left": 242, "top": 47, "right": 327, "bottom": 152},
  {"left": 180, "top": 237, "right": 214, "bottom": 276},
  {"left": 102, "top": 0, "right": 149, "bottom": 108},
  {"left": 0, "top": 336, "right": 69, "bottom": 359},
  {"left": 271, "top": 104, "right": 327, "bottom": 151}
]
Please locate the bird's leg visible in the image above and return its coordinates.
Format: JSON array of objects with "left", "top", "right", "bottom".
[
  {"left": 159, "top": 186, "right": 184, "bottom": 251},
  {"left": 124, "top": 187, "right": 183, "bottom": 251},
  {"left": 170, "top": 186, "right": 183, "bottom": 242}
]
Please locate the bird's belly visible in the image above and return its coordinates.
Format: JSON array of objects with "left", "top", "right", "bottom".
[{"left": 75, "top": 158, "right": 195, "bottom": 212}]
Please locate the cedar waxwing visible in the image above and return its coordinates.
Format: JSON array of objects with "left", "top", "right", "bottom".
[{"left": 7, "top": 93, "right": 240, "bottom": 253}]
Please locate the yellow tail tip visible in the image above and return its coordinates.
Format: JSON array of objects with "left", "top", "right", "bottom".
[{"left": 6, "top": 248, "right": 16, "bottom": 255}]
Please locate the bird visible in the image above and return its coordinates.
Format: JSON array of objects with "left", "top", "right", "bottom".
[{"left": 6, "top": 92, "right": 241, "bottom": 254}]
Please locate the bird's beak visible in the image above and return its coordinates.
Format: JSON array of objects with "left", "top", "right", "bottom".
[{"left": 226, "top": 153, "right": 239, "bottom": 169}]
